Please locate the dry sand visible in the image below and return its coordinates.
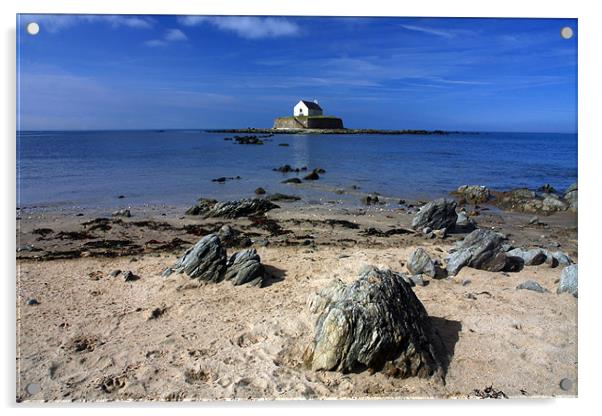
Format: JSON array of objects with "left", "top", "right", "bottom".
[{"left": 16, "top": 204, "right": 578, "bottom": 402}]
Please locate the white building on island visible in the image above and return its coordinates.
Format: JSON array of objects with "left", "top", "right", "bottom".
[{"left": 293, "top": 100, "right": 323, "bottom": 117}]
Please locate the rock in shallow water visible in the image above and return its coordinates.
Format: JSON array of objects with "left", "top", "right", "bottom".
[
  {"left": 304, "top": 266, "right": 445, "bottom": 381},
  {"left": 162, "top": 234, "right": 227, "bottom": 282},
  {"left": 224, "top": 248, "right": 264, "bottom": 286},
  {"left": 557, "top": 264, "right": 578, "bottom": 297},
  {"left": 411, "top": 198, "right": 458, "bottom": 231}
]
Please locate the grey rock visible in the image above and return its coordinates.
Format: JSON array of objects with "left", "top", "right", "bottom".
[
  {"left": 411, "top": 198, "right": 458, "bottom": 231},
  {"left": 422, "top": 227, "right": 433, "bottom": 235},
  {"left": 506, "top": 248, "right": 547, "bottom": 266},
  {"left": 455, "top": 212, "right": 476, "bottom": 232},
  {"left": 408, "top": 275, "right": 427, "bottom": 287},
  {"left": 26, "top": 298, "right": 39, "bottom": 306},
  {"left": 557, "top": 264, "right": 578, "bottom": 297},
  {"left": 112, "top": 209, "right": 131, "bottom": 218},
  {"left": 203, "top": 198, "right": 279, "bottom": 219},
  {"left": 123, "top": 271, "right": 139, "bottom": 282},
  {"left": 224, "top": 248, "right": 265, "bottom": 286},
  {"left": 303, "top": 170, "right": 320, "bottom": 180},
  {"left": 185, "top": 198, "right": 218, "bottom": 215},
  {"left": 551, "top": 251, "right": 573, "bottom": 266},
  {"left": 516, "top": 280, "right": 546, "bottom": 293},
  {"left": 109, "top": 269, "right": 122, "bottom": 277},
  {"left": 304, "top": 266, "right": 445, "bottom": 381},
  {"left": 267, "top": 193, "right": 301, "bottom": 202},
  {"left": 407, "top": 248, "right": 436, "bottom": 277},
  {"left": 542, "top": 194, "right": 568, "bottom": 212},
  {"left": 529, "top": 216, "right": 540, "bottom": 225},
  {"left": 455, "top": 185, "right": 491, "bottom": 203},
  {"left": 281, "top": 178, "right": 302, "bottom": 184},
  {"left": 446, "top": 229, "right": 516, "bottom": 276},
  {"left": 164, "top": 234, "right": 227, "bottom": 282}
]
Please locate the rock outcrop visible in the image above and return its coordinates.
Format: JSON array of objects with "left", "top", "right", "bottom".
[
  {"left": 446, "top": 229, "right": 521, "bottom": 276},
  {"left": 557, "top": 264, "right": 578, "bottom": 297},
  {"left": 162, "top": 234, "right": 227, "bottom": 281},
  {"left": 304, "top": 266, "right": 445, "bottom": 381},
  {"left": 454, "top": 185, "right": 491, "bottom": 204},
  {"left": 224, "top": 248, "right": 265, "bottom": 287},
  {"left": 493, "top": 188, "right": 573, "bottom": 215},
  {"left": 186, "top": 198, "right": 279, "bottom": 218},
  {"left": 411, "top": 198, "right": 458, "bottom": 231}
]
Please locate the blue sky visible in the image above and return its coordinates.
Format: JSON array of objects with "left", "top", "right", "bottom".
[{"left": 17, "top": 15, "right": 577, "bottom": 132}]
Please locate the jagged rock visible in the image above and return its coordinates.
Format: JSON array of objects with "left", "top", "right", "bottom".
[
  {"left": 203, "top": 198, "right": 279, "bottom": 219},
  {"left": 224, "top": 248, "right": 264, "bottom": 286},
  {"left": 185, "top": 198, "right": 218, "bottom": 215},
  {"left": 506, "top": 248, "right": 547, "bottom": 266},
  {"left": 557, "top": 264, "right": 578, "bottom": 297},
  {"left": 304, "top": 266, "right": 445, "bottom": 381},
  {"left": 407, "top": 248, "right": 436, "bottom": 277},
  {"left": 446, "top": 229, "right": 519, "bottom": 276},
  {"left": 411, "top": 198, "right": 458, "bottom": 231},
  {"left": 516, "top": 280, "right": 546, "bottom": 293},
  {"left": 162, "top": 234, "right": 226, "bottom": 282},
  {"left": 112, "top": 209, "right": 131, "bottom": 218},
  {"left": 455, "top": 185, "right": 491, "bottom": 204}
]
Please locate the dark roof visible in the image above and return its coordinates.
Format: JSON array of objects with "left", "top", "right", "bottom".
[{"left": 299, "top": 100, "right": 322, "bottom": 110}]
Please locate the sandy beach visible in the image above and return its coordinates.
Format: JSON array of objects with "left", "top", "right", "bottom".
[{"left": 16, "top": 197, "right": 578, "bottom": 401}]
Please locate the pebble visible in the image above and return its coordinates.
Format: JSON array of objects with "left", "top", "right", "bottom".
[{"left": 26, "top": 298, "right": 39, "bottom": 306}]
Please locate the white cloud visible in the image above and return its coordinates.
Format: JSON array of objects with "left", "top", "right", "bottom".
[
  {"left": 177, "top": 16, "right": 300, "bottom": 39},
  {"left": 164, "top": 28, "right": 188, "bottom": 41},
  {"left": 145, "top": 28, "right": 188, "bottom": 47},
  {"left": 23, "top": 15, "right": 154, "bottom": 33},
  {"left": 400, "top": 24, "right": 475, "bottom": 38}
]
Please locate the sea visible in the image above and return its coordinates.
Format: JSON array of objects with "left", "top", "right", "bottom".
[{"left": 16, "top": 130, "right": 578, "bottom": 210}]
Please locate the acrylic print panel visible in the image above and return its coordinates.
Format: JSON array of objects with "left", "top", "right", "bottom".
[{"left": 16, "top": 14, "right": 577, "bottom": 402}]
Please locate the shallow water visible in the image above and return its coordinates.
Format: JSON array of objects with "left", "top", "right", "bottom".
[{"left": 17, "top": 130, "right": 577, "bottom": 209}]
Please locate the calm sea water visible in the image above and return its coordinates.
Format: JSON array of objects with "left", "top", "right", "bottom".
[{"left": 16, "top": 130, "right": 577, "bottom": 209}]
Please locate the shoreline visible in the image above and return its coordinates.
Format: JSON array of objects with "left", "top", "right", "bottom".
[{"left": 207, "top": 128, "right": 462, "bottom": 135}]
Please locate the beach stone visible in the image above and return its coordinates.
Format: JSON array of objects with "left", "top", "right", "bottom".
[
  {"left": 203, "top": 198, "right": 279, "bottom": 219},
  {"left": 304, "top": 266, "right": 444, "bottom": 380},
  {"left": 542, "top": 194, "right": 568, "bottom": 212},
  {"left": 254, "top": 187, "right": 266, "bottom": 195},
  {"left": 551, "top": 251, "right": 573, "bottom": 266},
  {"left": 455, "top": 185, "right": 491, "bottom": 204},
  {"left": 557, "top": 264, "right": 578, "bottom": 297},
  {"left": 112, "top": 209, "right": 131, "bottom": 218},
  {"left": 282, "top": 177, "right": 302, "bottom": 184},
  {"left": 224, "top": 248, "right": 264, "bottom": 286},
  {"left": 529, "top": 216, "right": 540, "bottom": 225},
  {"left": 446, "top": 229, "right": 517, "bottom": 276},
  {"left": 411, "top": 198, "right": 458, "bottom": 231},
  {"left": 26, "top": 298, "right": 39, "bottom": 306},
  {"left": 516, "top": 280, "right": 546, "bottom": 293},
  {"left": 109, "top": 269, "right": 122, "bottom": 277},
  {"left": 506, "top": 248, "right": 547, "bottom": 266},
  {"left": 407, "top": 248, "right": 436, "bottom": 277},
  {"left": 123, "top": 271, "right": 139, "bottom": 282},
  {"left": 455, "top": 212, "right": 476, "bottom": 232},
  {"left": 163, "top": 234, "right": 227, "bottom": 282}
]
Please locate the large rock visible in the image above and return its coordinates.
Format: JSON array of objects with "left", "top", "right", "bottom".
[
  {"left": 185, "top": 198, "right": 218, "bottom": 216},
  {"left": 411, "top": 198, "right": 458, "bottom": 231},
  {"left": 224, "top": 248, "right": 264, "bottom": 286},
  {"left": 407, "top": 248, "right": 436, "bottom": 277},
  {"left": 162, "top": 234, "right": 226, "bottom": 282},
  {"left": 203, "top": 198, "right": 279, "bottom": 219},
  {"left": 506, "top": 248, "right": 547, "bottom": 266},
  {"left": 557, "top": 264, "right": 578, "bottom": 297},
  {"left": 563, "top": 183, "right": 577, "bottom": 211},
  {"left": 304, "top": 266, "right": 445, "bottom": 381},
  {"left": 494, "top": 188, "right": 570, "bottom": 215},
  {"left": 455, "top": 185, "right": 490, "bottom": 204},
  {"left": 446, "top": 229, "right": 519, "bottom": 276}
]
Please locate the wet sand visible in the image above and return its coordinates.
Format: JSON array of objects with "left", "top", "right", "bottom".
[{"left": 16, "top": 201, "right": 578, "bottom": 401}]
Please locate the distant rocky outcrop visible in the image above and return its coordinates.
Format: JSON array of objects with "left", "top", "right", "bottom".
[
  {"left": 186, "top": 198, "right": 279, "bottom": 218},
  {"left": 454, "top": 185, "right": 491, "bottom": 204},
  {"left": 411, "top": 198, "right": 458, "bottom": 231},
  {"left": 304, "top": 266, "right": 445, "bottom": 381},
  {"left": 492, "top": 187, "right": 573, "bottom": 215}
]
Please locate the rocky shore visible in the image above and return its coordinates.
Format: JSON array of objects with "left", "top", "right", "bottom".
[
  {"left": 16, "top": 183, "right": 577, "bottom": 401},
  {"left": 208, "top": 128, "right": 453, "bottom": 135}
]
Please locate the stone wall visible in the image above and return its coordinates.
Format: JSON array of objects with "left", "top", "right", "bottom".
[{"left": 273, "top": 116, "right": 344, "bottom": 130}]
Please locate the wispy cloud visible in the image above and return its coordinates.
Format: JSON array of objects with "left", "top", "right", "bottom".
[
  {"left": 145, "top": 28, "right": 188, "bottom": 47},
  {"left": 23, "top": 15, "right": 154, "bottom": 33},
  {"left": 400, "top": 24, "right": 475, "bottom": 38},
  {"left": 177, "top": 16, "right": 300, "bottom": 39}
]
